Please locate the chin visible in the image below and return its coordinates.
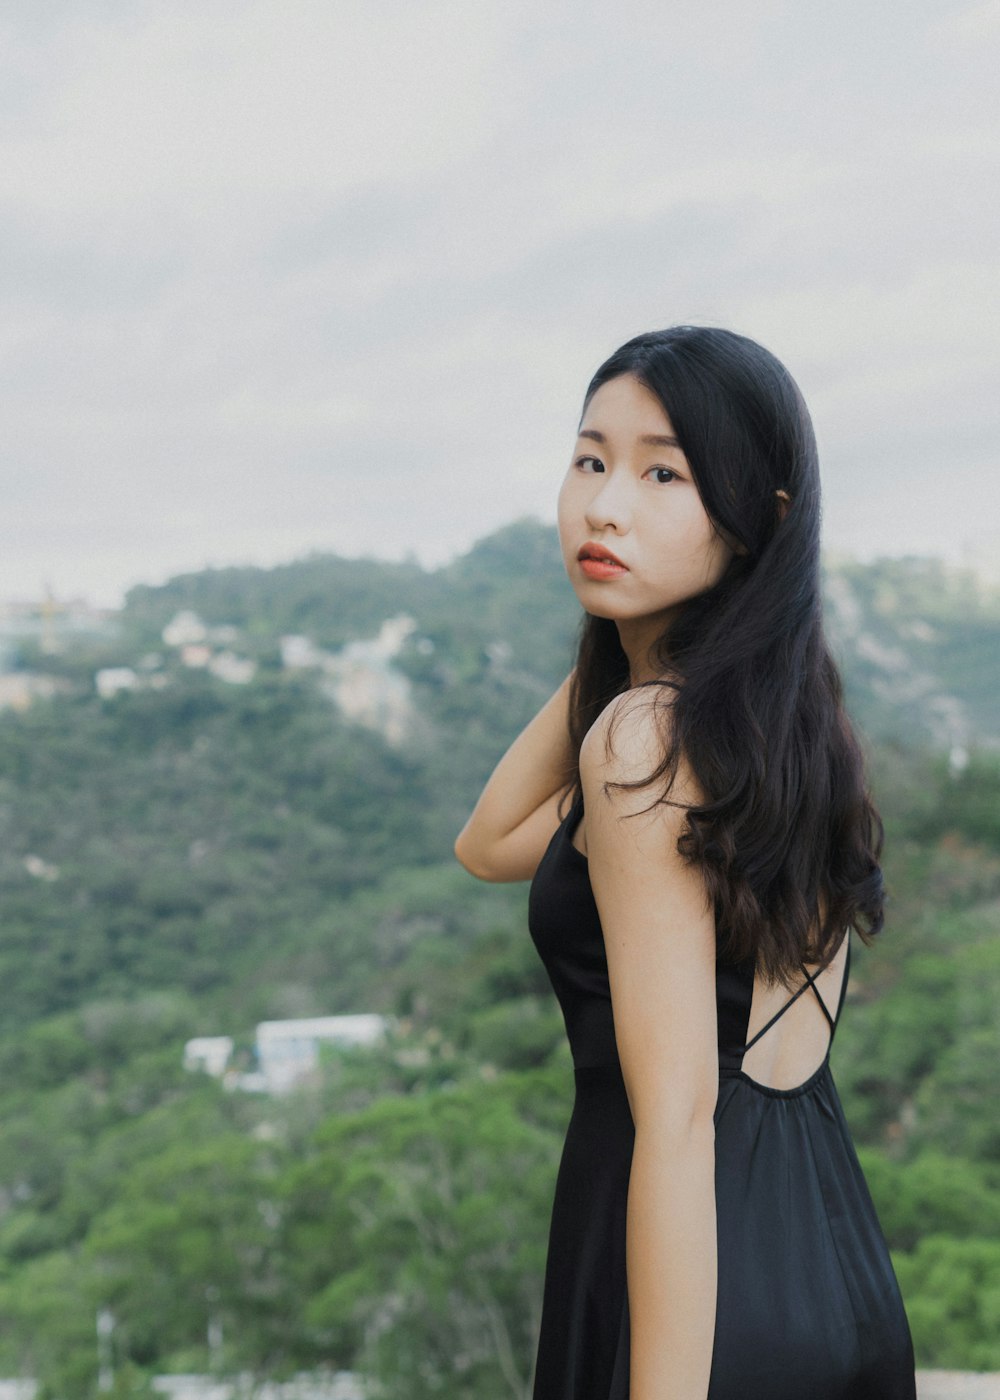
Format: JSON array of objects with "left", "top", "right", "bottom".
[
  {"left": 568, "top": 583, "right": 599, "bottom": 609},
  {"left": 576, "top": 597, "right": 625, "bottom": 620}
]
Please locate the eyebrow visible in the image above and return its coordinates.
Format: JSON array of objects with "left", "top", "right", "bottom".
[{"left": 577, "top": 428, "right": 682, "bottom": 449}]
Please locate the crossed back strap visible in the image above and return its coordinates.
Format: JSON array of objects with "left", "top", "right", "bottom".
[{"left": 739, "top": 935, "right": 851, "bottom": 1084}]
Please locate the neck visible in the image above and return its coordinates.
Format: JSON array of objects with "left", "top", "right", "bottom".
[{"left": 617, "top": 613, "right": 677, "bottom": 687}]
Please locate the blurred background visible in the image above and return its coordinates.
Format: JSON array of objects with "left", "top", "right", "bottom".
[{"left": 0, "top": 1, "right": 998, "bottom": 1396}]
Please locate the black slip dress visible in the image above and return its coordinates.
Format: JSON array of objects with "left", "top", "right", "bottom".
[{"left": 527, "top": 791, "right": 917, "bottom": 1400}]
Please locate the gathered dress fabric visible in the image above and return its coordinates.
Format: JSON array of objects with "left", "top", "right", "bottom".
[{"left": 527, "top": 793, "right": 916, "bottom": 1400}]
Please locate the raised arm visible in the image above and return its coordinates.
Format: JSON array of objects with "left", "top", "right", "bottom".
[
  {"left": 581, "top": 690, "right": 718, "bottom": 1400},
  {"left": 453, "top": 669, "right": 577, "bottom": 883}
]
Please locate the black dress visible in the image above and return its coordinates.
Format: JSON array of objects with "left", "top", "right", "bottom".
[{"left": 527, "top": 792, "right": 916, "bottom": 1400}]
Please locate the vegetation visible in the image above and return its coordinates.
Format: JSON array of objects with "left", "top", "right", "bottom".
[{"left": 0, "top": 524, "right": 997, "bottom": 1394}]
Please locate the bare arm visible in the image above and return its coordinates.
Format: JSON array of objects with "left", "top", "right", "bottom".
[
  {"left": 454, "top": 669, "right": 576, "bottom": 882},
  {"left": 581, "top": 690, "right": 718, "bottom": 1400}
]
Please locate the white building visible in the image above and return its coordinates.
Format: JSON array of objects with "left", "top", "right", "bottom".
[
  {"left": 183, "top": 1036, "right": 235, "bottom": 1078},
  {"left": 280, "top": 634, "right": 325, "bottom": 670},
  {"left": 95, "top": 666, "right": 139, "bottom": 698},
  {"left": 180, "top": 643, "right": 212, "bottom": 668},
  {"left": 186, "top": 1017, "right": 388, "bottom": 1095},
  {"left": 252, "top": 1015, "right": 388, "bottom": 1094},
  {"left": 0, "top": 672, "right": 68, "bottom": 711},
  {"left": 163, "top": 610, "right": 208, "bottom": 647},
  {"left": 0, "top": 1382, "right": 38, "bottom": 1400},
  {"left": 319, "top": 615, "right": 417, "bottom": 747},
  {"left": 208, "top": 651, "right": 256, "bottom": 685},
  {"left": 23, "top": 854, "right": 59, "bottom": 882}
]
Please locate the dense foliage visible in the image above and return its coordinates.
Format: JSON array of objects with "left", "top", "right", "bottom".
[{"left": 0, "top": 525, "right": 997, "bottom": 1395}]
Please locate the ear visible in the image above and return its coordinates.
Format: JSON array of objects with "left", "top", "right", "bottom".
[{"left": 775, "top": 489, "right": 791, "bottom": 523}]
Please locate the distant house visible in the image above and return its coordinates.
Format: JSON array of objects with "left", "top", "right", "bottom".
[
  {"left": 284, "top": 614, "right": 419, "bottom": 746},
  {"left": 23, "top": 854, "right": 59, "bottom": 882},
  {"left": 0, "top": 672, "right": 69, "bottom": 711},
  {"left": 280, "top": 634, "right": 325, "bottom": 669},
  {"left": 183, "top": 1036, "right": 235, "bottom": 1078},
  {"left": 0, "top": 1381, "right": 38, "bottom": 1400},
  {"left": 320, "top": 657, "right": 413, "bottom": 747},
  {"left": 95, "top": 666, "right": 171, "bottom": 698},
  {"left": 252, "top": 1015, "right": 388, "bottom": 1094},
  {"left": 161, "top": 611, "right": 255, "bottom": 682},
  {"left": 95, "top": 666, "right": 139, "bottom": 698},
  {"left": 208, "top": 650, "right": 256, "bottom": 685},
  {"left": 180, "top": 643, "right": 212, "bottom": 668},
  {"left": 183, "top": 1017, "right": 388, "bottom": 1095},
  {"left": 162, "top": 610, "right": 208, "bottom": 648}
]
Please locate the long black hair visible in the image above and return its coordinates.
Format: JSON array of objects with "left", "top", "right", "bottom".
[{"left": 563, "top": 326, "right": 884, "bottom": 985}]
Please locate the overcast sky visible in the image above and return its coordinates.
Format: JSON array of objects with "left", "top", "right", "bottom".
[{"left": 2, "top": 0, "right": 998, "bottom": 607}]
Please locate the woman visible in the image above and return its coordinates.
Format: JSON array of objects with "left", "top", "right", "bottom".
[{"left": 454, "top": 327, "right": 916, "bottom": 1399}]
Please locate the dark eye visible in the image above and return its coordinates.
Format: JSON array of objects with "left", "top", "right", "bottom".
[
  {"left": 646, "top": 467, "right": 677, "bottom": 484},
  {"left": 575, "top": 455, "right": 605, "bottom": 473}
]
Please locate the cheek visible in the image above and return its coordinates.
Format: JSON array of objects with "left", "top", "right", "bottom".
[
  {"left": 659, "top": 506, "right": 730, "bottom": 576},
  {"left": 556, "top": 475, "right": 576, "bottom": 543},
  {"left": 657, "top": 501, "right": 711, "bottom": 553}
]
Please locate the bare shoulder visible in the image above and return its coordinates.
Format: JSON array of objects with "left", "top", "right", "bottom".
[
  {"left": 579, "top": 684, "right": 717, "bottom": 1123},
  {"left": 580, "top": 684, "right": 702, "bottom": 821}
]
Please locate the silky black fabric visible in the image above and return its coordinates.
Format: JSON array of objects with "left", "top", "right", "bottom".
[{"left": 527, "top": 793, "right": 916, "bottom": 1400}]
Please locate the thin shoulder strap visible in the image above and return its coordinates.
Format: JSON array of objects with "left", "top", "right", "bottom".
[{"left": 740, "top": 962, "right": 837, "bottom": 1057}]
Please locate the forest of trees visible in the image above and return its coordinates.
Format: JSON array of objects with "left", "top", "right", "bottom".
[{"left": 0, "top": 522, "right": 997, "bottom": 1396}]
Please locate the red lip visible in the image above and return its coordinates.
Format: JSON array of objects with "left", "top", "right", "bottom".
[{"left": 577, "top": 542, "right": 628, "bottom": 569}]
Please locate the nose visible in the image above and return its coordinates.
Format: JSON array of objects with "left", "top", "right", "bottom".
[{"left": 584, "top": 469, "right": 632, "bottom": 534}]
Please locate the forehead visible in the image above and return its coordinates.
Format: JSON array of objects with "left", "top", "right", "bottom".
[{"left": 580, "top": 373, "right": 676, "bottom": 437}]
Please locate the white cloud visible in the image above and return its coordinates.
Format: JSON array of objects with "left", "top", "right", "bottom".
[
  {"left": 0, "top": 0, "right": 997, "bottom": 604},
  {"left": 1, "top": 2, "right": 520, "bottom": 241},
  {"left": 925, "top": 0, "right": 1000, "bottom": 44}
]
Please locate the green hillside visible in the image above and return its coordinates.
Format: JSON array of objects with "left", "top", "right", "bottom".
[{"left": 0, "top": 521, "right": 997, "bottom": 1395}]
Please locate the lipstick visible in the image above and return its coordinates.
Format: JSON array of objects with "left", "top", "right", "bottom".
[{"left": 578, "top": 542, "right": 629, "bottom": 580}]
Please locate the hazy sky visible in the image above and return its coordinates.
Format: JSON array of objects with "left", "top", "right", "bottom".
[{"left": 3, "top": 0, "right": 998, "bottom": 606}]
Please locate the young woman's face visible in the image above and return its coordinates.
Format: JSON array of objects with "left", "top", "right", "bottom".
[{"left": 557, "top": 373, "right": 735, "bottom": 628}]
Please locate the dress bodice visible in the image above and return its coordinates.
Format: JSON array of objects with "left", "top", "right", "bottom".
[{"left": 527, "top": 792, "right": 848, "bottom": 1077}]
